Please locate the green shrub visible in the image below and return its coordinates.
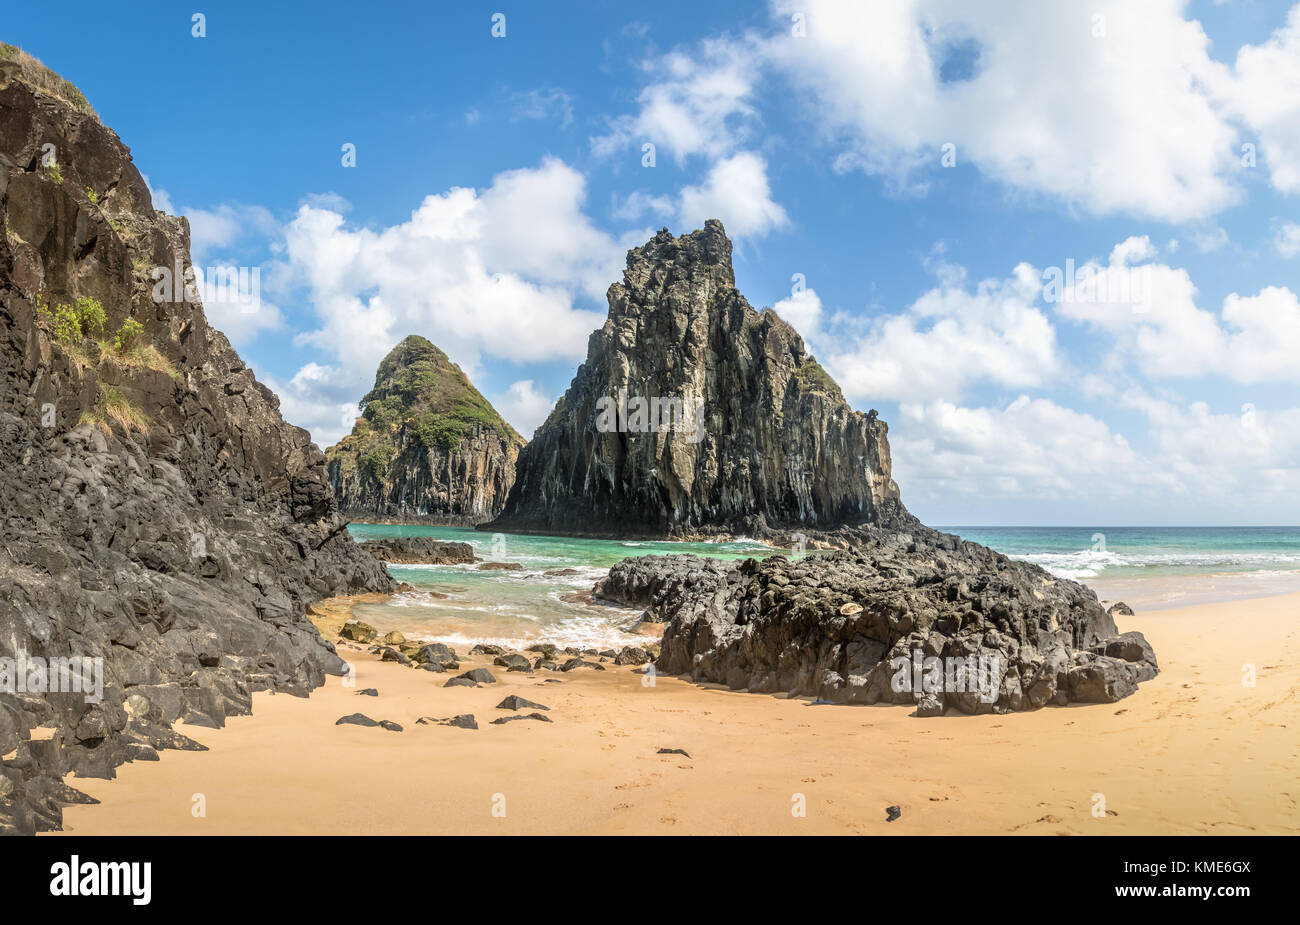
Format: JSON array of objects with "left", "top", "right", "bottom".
[
  {"left": 85, "top": 186, "right": 98, "bottom": 204},
  {"left": 359, "top": 443, "right": 394, "bottom": 480},
  {"left": 74, "top": 297, "right": 105, "bottom": 337},
  {"left": 113, "top": 318, "right": 143, "bottom": 352},
  {"left": 51, "top": 303, "right": 80, "bottom": 345},
  {"left": 44, "top": 162, "right": 63, "bottom": 184}
]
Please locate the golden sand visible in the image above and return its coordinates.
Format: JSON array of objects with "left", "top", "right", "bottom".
[{"left": 51, "top": 592, "right": 1299, "bottom": 835}]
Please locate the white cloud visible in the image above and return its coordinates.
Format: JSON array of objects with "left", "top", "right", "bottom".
[
  {"left": 591, "top": 38, "right": 762, "bottom": 163},
  {"left": 1274, "top": 220, "right": 1300, "bottom": 258},
  {"left": 1231, "top": 6, "right": 1300, "bottom": 194},
  {"left": 766, "top": 0, "right": 1243, "bottom": 221},
  {"left": 1192, "top": 226, "right": 1230, "bottom": 253},
  {"left": 494, "top": 380, "right": 556, "bottom": 437},
  {"left": 677, "top": 152, "right": 789, "bottom": 238},
  {"left": 276, "top": 158, "right": 621, "bottom": 445},
  {"left": 1052, "top": 246, "right": 1300, "bottom": 384},
  {"left": 184, "top": 203, "right": 278, "bottom": 262},
  {"left": 510, "top": 87, "right": 575, "bottom": 129},
  {"left": 813, "top": 260, "right": 1059, "bottom": 403},
  {"left": 893, "top": 396, "right": 1166, "bottom": 504}
]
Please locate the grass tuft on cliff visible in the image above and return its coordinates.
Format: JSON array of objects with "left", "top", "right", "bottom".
[
  {"left": 80, "top": 386, "right": 148, "bottom": 435},
  {"left": 0, "top": 42, "right": 98, "bottom": 119},
  {"left": 327, "top": 335, "right": 523, "bottom": 478}
]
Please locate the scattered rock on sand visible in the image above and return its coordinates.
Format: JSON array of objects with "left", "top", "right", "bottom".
[
  {"left": 496, "top": 695, "right": 549, "bottom": 711},
  {"left": 615, "top": 646, "right": 651, "bottom": 666},
  {"left": 1108, "top": 601, "right": 1135, "bottom": 617},
  {"left": 444, "top": 677, "right": 478, "bottom": 688},
  {"left": 491, "top": 712, "right": 552, "bottom": 725},
  {"left": 378, "top": 720, "right": 403, "bottom": 732},
  {"left": 886, "top": 805, "right": 901, "bottom": 822},
  {"left": 470, "top": 644, "right": 504, "bottom": 656},
  {"left": 459, "top": 668, "right": 498, "bottom": 684},
  {"left": 494, "top": 653, "right": 531, "bottom": 670},
  {"left": 336, "top": 713, "right": 380, "bottom": 727},
  {"left": 418, "top": 714, "right": 479, "bottom": 730},
  {"left": 561, "top": 658, "right": 605, "bottom": 672},
  {"left": 658, "top": 748, "right": 691, "bottom": 758},
  {"left": 340, "top": 619, "right": 377, "bottom": 644},
  {"left": 478, "top": 562, "right": 523, "bottom": 571},
  {"left": 357, "top": 689, "right": 379, "bottom": 697},
  {"left": 382, "top": 630, "right": 406, "bottom": 645}
]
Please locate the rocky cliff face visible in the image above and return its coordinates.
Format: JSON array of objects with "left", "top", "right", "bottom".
[
  {"left": 326, "top": 335, "right": 523, "bottom": 524},
  {"left": 0, "top": 47, "right": 393, "bottom": 834},
  {"left": 488, "top": 220, "right": 904, "bottom": 539}
]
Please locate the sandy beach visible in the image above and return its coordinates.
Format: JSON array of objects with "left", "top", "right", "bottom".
[{"left": 50, "top": 590, "right": 1299, "bottom": 836}]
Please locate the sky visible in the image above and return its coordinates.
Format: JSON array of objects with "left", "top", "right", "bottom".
[{"left": 6, "top": 0, "right": 1300, "bottom": 525}]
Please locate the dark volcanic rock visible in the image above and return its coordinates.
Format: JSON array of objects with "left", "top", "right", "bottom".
[
  {"left": 560, "top": 658, "right": 605, "bottom": 672},
  {"left": 495, "top": 695, "right": 549, "bottom": 711},
  {"left": 361, "top": 537, "right": 474, "bottom": 565},
  {"left": 487, "top": 220, "right": 904, "bottom": 539},
  {"left": 0, "top": 56, "right": 394, "bottom": 834},
  {"left": 336, "top": 714, "right": 380, "bottom": 727},
  {"left": 326, "top": 335, "right": 523, "bottom": 525},
  {"left": 594, "top": 523, "right": 1159, "bottom": 714},
  {"left": 490, "top": 712, "right": 552, "bottom": 725},
  {"left": 417, "top": 713, "right": 478, "bottom": 730}
]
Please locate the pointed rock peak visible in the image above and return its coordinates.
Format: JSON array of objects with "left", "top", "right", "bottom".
[
  {"left": 326, "top": 336, "right": 523, "bottom": 524},
  {"left": 624, "top": 219, "right": 735, "bottom": 289}
]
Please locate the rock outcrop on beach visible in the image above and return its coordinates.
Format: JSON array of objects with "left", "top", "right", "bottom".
[
  {"left": 360, "top": 537, "right": 475, "bottom": 565},
  {"left": 487, "top": 220, "right": 903, "bottom": 539},
  {"left": 327, "top": 335, "right": 524, "bottom": 525},
  {"left": 0, "top": 47, "right": 393, "bottom": 834},
  {"left": 595, "top": 523, "right": 1159, "bottom": 714}
]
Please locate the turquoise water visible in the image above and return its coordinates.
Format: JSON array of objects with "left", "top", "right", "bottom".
[
  {"left": 937, "top": 526, "right": 1300, "bottom": 581},
  {"left": 346, "top": 523, "right": 790, "bottom": 649},
  {"left": 346, "top": 523, "right": 1300, "bottom": 645}
]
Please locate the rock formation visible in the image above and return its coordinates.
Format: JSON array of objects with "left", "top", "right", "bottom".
[
  {"left": 359, "top": 537, "right": 475, "bottom": 565},
  {"left": 594, "top": 523, "right": 1159, "bottom": 714},
  {"left": 0, "top": 46, "right": 393, "bottom": 833},
  {"left": 487, "top": 220, "right": 903, "bottom": 539},
  {"left": 327, "top": 335, "right": 523, "bottom": 524}
]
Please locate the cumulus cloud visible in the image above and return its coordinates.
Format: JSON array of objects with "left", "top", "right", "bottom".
[
  {"left": 1231, "top": 6, "right": 1300, "bottom": 194},
  {"left": 590, "top": 38, "right": 762, "bottom": 163},
  {"left": 274, "top": 158, "right": 623, "bottom": 445},
  {"left": 805, "top": 259, "right": 1059, "bottom": 404},
  {"left": 613, "top": 151, "right": 789, "bottom": 239},
  {"left": 493, "top": 380, "right": 557, "bottom": 437},
  {"left": 676, "top": 152, "right": 789, "bottom": 238},
  {"left": 1051, "top": 247, "right": 1300, "bottom": 384},
  {"left": 765, "top": 0, "right": 1243, "bottom": 221},
  {"left": 892, "top": 397, "right": 1163, "bottom": 505}
]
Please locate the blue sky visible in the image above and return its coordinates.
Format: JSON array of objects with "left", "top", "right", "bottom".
[{"left": 7, "top": 0, "right": 1300, "bottom": 524}]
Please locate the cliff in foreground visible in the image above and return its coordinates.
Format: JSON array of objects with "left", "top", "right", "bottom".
[{"left": 0, "top": 46, "right": 392, "bottom": 834}]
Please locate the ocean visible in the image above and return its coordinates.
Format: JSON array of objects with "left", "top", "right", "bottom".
[{"left": 346, "top": 523, "right": 1300, "bottom": 649}]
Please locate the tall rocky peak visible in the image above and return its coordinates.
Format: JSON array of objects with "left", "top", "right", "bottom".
[
  {"left": 326, "top": 335, "right": 524, "bottom": 524},
  {"left": 489, "top": 219, "right": 906, "bottom": 539},
  {"left": 0, "top": 49, "right": 392, "bottom": 833}
]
